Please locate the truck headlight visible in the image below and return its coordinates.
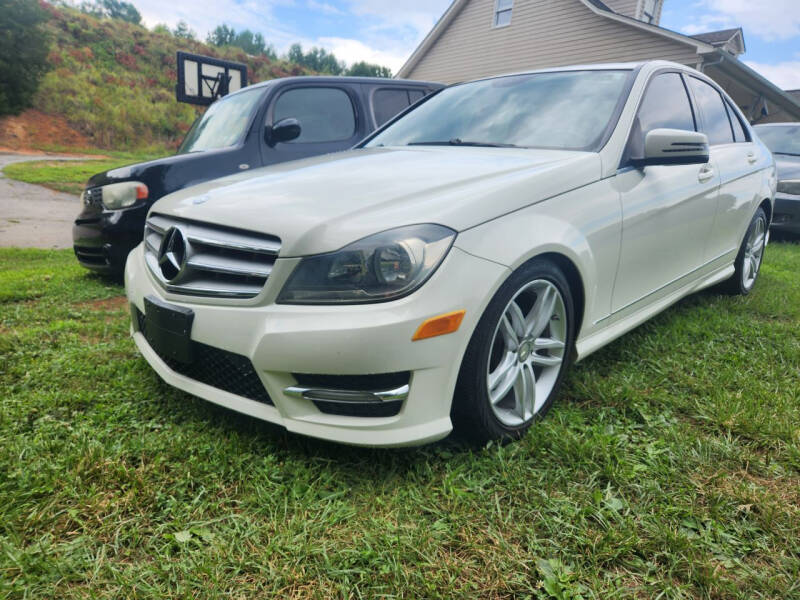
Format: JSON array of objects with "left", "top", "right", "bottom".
[
  {"left": 100, "top": 181, "right": 148, "bottom": 210},
  {"left": 277, "top": 224, "right": 456, "bottom": 304}
]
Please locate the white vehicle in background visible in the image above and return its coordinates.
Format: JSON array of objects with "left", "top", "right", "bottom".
[{"left": 125, "top": 61, "right": 775, "bottom": 447}]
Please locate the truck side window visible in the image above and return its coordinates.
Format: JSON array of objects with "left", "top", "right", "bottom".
[
  {"left": 372, "top": 88, "right": 429, "bottom": 127},
  {"left": 373, "top": 89, "right": 412, "bottom": 127},
  {"left": 273, "top": 87, "right": 356, "bottom": 143}
]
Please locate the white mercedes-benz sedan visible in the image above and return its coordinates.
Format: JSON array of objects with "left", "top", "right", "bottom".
[{"left": 125, "top": 61, "right": 775, "bottom": 446}]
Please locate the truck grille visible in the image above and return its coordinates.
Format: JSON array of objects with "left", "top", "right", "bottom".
[
  {"left": 82, "top": 187, "right": 103, "bottom": 207},
  {"left": 144, "top": 213, "right": 281, "bottom": 299}
]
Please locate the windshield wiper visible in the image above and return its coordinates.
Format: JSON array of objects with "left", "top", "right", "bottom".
[
  {"left": 772, "top": 151, "right": 800, "bottom": 157},
  {"left": 407, "top": 138, "right": 519, "bottom": 148}
]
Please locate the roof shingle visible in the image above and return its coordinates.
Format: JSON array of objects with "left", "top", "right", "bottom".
[{"left": 689, "top": 28, "right": 741, "bottom": 45}]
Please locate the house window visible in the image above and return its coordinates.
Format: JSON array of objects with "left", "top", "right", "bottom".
[
  {"left": 493, "top": 0, "right": 513, "bottom": 27},
  {"left": 642, "top": 0, "right": 657, "bottom": 23}
]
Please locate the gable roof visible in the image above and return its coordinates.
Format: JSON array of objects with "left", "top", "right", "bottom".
[
  {"left": 690, "top": 27, "right": 745, "bottom": 55},
  {"left": 690, "top": 28, "right": 740, "bottom": 45}
]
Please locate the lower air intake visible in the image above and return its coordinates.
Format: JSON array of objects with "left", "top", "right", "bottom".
[{"left": 134, "top": 307, "right": 273, "bottom": 405}]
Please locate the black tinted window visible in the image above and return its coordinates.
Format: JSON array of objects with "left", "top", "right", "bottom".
[
  {"left": 273, "top": 87, "right": 355, "bottom": 143},
  {"left": 688, "top": 77, "right": 734, "bottom": 145},
  {"left": 408, "top": 90, "right": 425, "bottom": 103},
  {"left": 627, "top": 73, "right": 695, "bottom": 159},
  {"left": 374, "top": 89, "right": 411, "bottom": 127},
  {"left": 726, "top": 101, "right": 748, "bottom": 142}
]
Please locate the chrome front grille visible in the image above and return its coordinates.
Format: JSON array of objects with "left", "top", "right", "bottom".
[{"left": 144, "top": 213, "right": 281, "bottom": 299}]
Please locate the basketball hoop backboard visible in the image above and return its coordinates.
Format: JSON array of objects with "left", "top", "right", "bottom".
[{"left": 176, "top": 51, "right": 248, "bottom": 106}]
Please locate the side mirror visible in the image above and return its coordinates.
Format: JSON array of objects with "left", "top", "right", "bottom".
[
  {"left": 266, "top": 117, "right": 301, "bottom": 146},
  {"left": 631, "top": 128, "right": 710, "bottom": 167}
]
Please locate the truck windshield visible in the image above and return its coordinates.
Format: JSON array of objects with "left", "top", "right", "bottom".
[
  {"left": 365, "top": 70, "right": 632, "bottom": 152},
  {"left": 178, "top": 87, "right": 265, "bottom": 154}
]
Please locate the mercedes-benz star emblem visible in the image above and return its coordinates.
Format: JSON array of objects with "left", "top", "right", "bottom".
[{"left": 157, "top": 227, "right": 188, "bottom": 281}]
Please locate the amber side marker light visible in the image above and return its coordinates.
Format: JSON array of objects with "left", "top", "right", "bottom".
[{"left": 412, "top": 310, "right": 466, "bottom": 341}]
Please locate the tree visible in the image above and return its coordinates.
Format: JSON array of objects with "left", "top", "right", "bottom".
[
  {"left": 207, "top": 24, "right": 235, "bottom": 47},
  {"left": 287, "top": 43, "right": 304, "bottom": 65},
  {"left": 286, "top": 43, "right": 344, "bottom": 75},
  {"left": 172, "top": 21, "right": 196, "bottom": 40},
  {"left": 347, "top": 61, "right": 392, "bottom": 78},
  {"left": 0, "top": 0, "right": 50, "bottom": 116},
  {"left": 208, "top": 25, "right": 277, "bottom": 59},
  {"left": 152, "top": 23, "right": 171, "bottom": 35},
  {"left": 80, "top": 0, "right": 142, "bottom": 25}
]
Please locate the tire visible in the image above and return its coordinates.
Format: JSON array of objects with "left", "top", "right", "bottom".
[
  {"left": 721, "top": 206, "right": 768, "bottom": 295},
  {"left": 452, "top": 258, "right": 576, "bottom": 444}
]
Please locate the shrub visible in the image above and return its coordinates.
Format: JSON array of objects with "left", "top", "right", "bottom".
[{"left": 0, "top": 0, "right": 50, "bottom": 116}]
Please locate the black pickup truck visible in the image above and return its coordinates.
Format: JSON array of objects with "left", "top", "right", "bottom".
[{"left": 73, "top": 76, "right": 442, "bottom": 275}]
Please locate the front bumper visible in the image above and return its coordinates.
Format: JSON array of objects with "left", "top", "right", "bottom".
[
  {"left": 73, "top": 204, "right": 149, "bottom": 273},
  {"left": 125, "top": 243, "right": 508, "bottom": 447},
  {"left": 770, "top": 193, "right": 800, "bottom": 235}
]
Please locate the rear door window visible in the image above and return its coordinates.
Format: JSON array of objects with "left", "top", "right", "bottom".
[
  {"left": 725, "top": 100, "right": 748, "bottom": 142},
  {"left": 273, "top": 87, "right": 356, "bottom": 143},
  {"left": 372, "top": 88, "right": 428, "bottom": 127},
  {"left": 687, "top": 77, "right": 735, "bottom": 145}
]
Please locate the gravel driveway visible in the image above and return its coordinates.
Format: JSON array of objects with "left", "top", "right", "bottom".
[{"left": 0, "top": 153, "right": 86, "bottom": 249}]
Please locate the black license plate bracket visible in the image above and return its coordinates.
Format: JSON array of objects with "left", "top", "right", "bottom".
[{"left": 143, "top": 295, "right": 195, "bottom": 364}]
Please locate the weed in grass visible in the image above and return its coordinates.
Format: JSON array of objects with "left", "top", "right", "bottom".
[{"left": 0, "top": 245, "right": 798, "bottom": 598}]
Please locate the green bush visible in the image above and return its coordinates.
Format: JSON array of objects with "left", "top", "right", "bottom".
[{"left": 0, "top": 0, "right": 50, "bottom": 116}]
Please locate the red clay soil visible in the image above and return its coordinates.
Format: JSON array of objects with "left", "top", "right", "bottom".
[{"left": 0, "top": 109, "right": 91, "bottom": 154}]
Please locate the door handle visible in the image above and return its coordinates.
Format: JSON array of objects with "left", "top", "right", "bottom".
[
  {"left": 698, "top": 165, "right": 715, "bottom": 183},
  {"left": 747, "top": 152, "right": 757, "bottom": 164}
]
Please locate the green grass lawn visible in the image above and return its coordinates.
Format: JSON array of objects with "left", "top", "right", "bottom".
[
  {"left": 3, "top": 150, "right": 167, "bottom": 195},
  {"left": 1, "top": 245, "right": 798, "bottom": 598}
]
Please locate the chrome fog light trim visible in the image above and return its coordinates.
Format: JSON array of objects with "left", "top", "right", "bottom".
[{"left": 284, "top": 384, "right": 410, "bottom": 404}]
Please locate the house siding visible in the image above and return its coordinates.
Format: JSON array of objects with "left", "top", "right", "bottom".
[
  {"left": 403, "top": 0, "right": 699, "bottom": 84},
  {"left": 603, "top": 0, "right": 640, "bottom": 19}
]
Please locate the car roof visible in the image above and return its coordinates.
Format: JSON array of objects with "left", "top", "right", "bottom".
[
  {"left": 753, "top": 123, "right": 799, "bottom": 127},
  {"left": 459, "top": 60, "right": 694, "bottom": 86},
  {"left": 226, "top": 75, "right": 443, "bottom": 98}
]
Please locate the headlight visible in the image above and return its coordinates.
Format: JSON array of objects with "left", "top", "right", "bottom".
[
  {"left": 777, "top": 179, "right": 800, "bottom": 196},
  {"left": 277, "top": 224, "right": 456, "bottom": 304},
  {"left": 100, "top": 181, "right": 148, "bottom": 210}
]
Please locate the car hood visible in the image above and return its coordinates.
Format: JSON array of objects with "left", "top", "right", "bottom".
[
  {"left": 775, "top": 154, "right": 800, "bottom": 183},
  {"left": 150, "top": 146, "right": 601, "bottom": 256}
]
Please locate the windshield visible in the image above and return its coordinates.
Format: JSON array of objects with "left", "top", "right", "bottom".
[
  {"left": 754, "top": 125, "right": 800, "bottom": 156},
  {"left": 178, "top": 87, "right": 265, "bottom": 154},
  {"left": 365, "top": 70, "right": 632, "bottom": 152}
]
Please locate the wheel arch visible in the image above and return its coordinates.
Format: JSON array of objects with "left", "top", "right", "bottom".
[
  {"left": 759, "top": 197, "right": 772, "bottom": 226},
  {"left": 530, "top": 252, "right": 586, "bottom": 343}
]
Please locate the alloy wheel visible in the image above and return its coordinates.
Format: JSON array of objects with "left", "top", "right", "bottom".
[
  {"left": 485, "top": 279, "right": 568, "bottom": 427},
  {"left": 742, "top": 215, "right": 766, "bottom": 291}
]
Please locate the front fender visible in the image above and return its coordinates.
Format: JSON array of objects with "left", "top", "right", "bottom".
[{"left": 454, "top": 178, "right": 623, "bottom": 340}]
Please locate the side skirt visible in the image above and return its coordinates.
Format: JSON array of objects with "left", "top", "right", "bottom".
[{"left": 574, "top": 263, "right": 735, "bottom": 361}]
